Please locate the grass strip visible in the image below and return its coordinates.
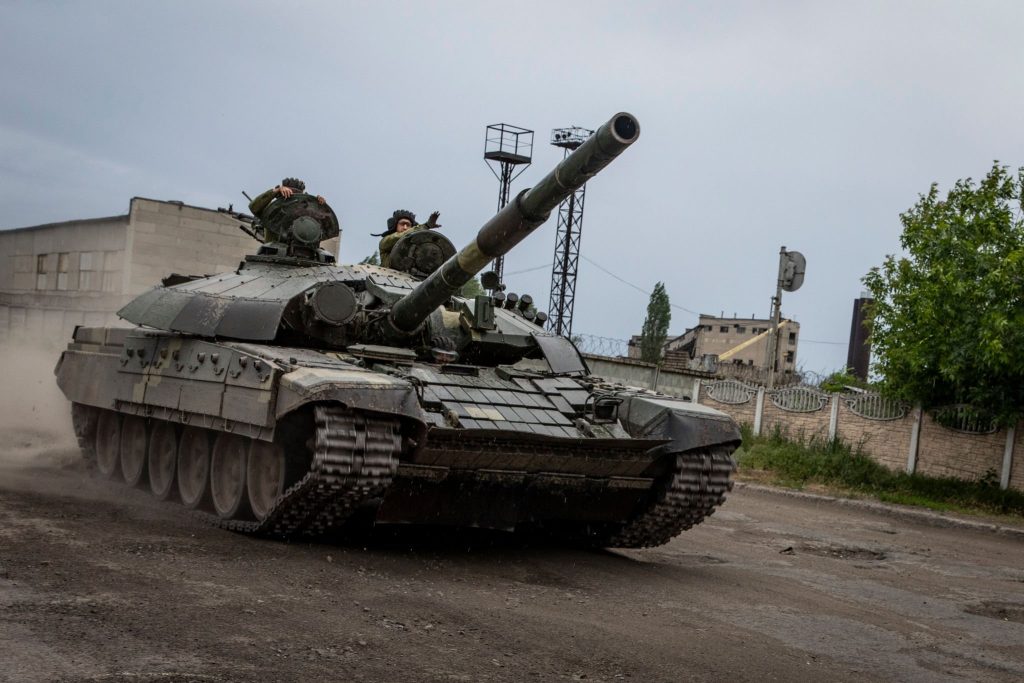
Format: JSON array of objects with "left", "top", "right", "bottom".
[{"left": 734, "top": 424, "right": 1024, "bottom": 519}]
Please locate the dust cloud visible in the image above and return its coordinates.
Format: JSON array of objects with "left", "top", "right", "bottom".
[{"left": 0, "top": 342, "right": 79, "bottom": 469}]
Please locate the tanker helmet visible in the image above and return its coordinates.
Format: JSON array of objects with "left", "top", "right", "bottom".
[
  {"left": 281, "top": 177, "right": 306, "bottom": 192},
  {"left": 386, "top": 209, "right": 417, "bottom": 233}
]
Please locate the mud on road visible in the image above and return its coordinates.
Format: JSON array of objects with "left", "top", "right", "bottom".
[{"left": 2, "top": 426, "right": 1023, "bottom": 683}]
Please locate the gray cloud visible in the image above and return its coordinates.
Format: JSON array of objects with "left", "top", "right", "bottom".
[{"left": 2, "top": 0, "right": 1023, "bottom": 373}]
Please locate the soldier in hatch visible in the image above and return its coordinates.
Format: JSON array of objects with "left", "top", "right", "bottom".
[
  {"left": 248, "top": 178, "right": 327, "bottom": 243},
  {"left": 375, "top": 209, "right": 441, "bottom": 267}
]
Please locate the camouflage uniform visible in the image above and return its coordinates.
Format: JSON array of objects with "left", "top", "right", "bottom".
[
  {"left": 249, "top": 188, "right": 285, "bottom": 243},
  {"left": 379, "top": 224, "right": 428, "bottom": 267}
]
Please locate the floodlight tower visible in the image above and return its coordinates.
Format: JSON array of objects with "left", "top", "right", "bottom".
[
  {"left": 483, "top": 123, "right": 533, "bottom": 284},
  {"left": 546, "top": 126, "right": 594, "bottom": 337}
]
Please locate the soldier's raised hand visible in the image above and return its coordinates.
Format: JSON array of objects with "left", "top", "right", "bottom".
[
  {"left": 426, "top": 211, "right": 442, "bottom": 229},
  {"left": 317, "top": 195, "right": 326, "bottom": 205},
  {"left": 276, "top": 185, "right": 295, "bottom": 199}
]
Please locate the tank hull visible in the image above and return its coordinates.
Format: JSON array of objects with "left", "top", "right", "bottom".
[{"left": 57, "top": 326, "right": 739, "bottom": 547}]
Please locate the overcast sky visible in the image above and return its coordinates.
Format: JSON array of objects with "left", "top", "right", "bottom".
[{"left": 2, "top": 0, "right": 1023, "bottom": 373}]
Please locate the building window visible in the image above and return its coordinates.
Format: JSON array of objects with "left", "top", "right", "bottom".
[
  {"left": 736, "top": 326, "right": 746, "bottom": 333},
  {"left": 36, "top": 254, "right": 48, "bottom": 290},
  {"left": 719, "top": 326, "right": 729, "bottom": 333},
  {"left": 788, "top": 332, "right": 797, "bottom": 344},
  {"left": 79, "top": 252, "right": 97, "bottom": 291},
  {"left": 56, "top": 253, "right": 70, "bottom": 291},
  {"left": 102, "top": 250, "right": 121, "bottom": 293},
  {"left": 785, "top": 350, "right": 794, "bottom": 363}
]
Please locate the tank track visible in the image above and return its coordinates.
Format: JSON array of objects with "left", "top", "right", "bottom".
[
  {"left": 602, "top": 447, "right": 736, "bottom": 549},
  {"left": 70, "top": 402, "right": 98, "bottom": 464},
  {"left": 203, "top": 405, "right": 401, "bottom": 537},
  {"left": 72, "top": 402, "right": 401, "bottom": 539}
]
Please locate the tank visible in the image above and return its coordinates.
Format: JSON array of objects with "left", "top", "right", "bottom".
[{"left": 55, "top": 112, "right": 741, "bottom": 547}]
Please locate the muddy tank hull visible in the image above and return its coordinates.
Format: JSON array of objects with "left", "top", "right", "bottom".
[{"left": 57, "top": 326, "right": 739, "bottom": 547}]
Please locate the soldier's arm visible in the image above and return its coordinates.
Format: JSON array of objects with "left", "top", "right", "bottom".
[
  {"left": 248, "top": 188, "right": 278, "bottom": 216},
  {"left": 378, "top": 232, "right": 403, "bottom": 267}
]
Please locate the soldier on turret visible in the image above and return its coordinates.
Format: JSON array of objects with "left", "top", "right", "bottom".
[
  {"left": 376, "top": 209, "right": 441, "bottom": 267},
  {"left": 249, "top": 178, "right": 327, "bottom": 243}
]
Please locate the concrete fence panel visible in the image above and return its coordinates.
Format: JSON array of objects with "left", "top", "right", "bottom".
[
  {"left": 834, "top": 398, "right": 915, "bottom": 472},
  {"left": 916, "top": 411, "right": 1007, "bottom": 482}
]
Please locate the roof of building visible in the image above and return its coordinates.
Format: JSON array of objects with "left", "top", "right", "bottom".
[
  {"left": 0, "top": 196, "right": 228, "bottom": 235},
  {"left": 0, "top": 212, "right": 129, "bottom": 235}
]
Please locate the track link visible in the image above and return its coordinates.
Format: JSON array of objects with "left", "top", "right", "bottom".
[
  {"left": 201, "top": 405, "right": 400, "bottom": 537},
  {"left": 606, "top": 447, "right": 736, "bottom": 548}
]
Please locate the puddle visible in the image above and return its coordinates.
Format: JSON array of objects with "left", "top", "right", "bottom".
[{"left": 798, "top": 543, "right": 887, "bottom": 561}]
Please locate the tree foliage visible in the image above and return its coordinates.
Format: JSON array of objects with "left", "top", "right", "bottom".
[
  {"left": 863, "top": 163, "right": 1024, "bottom": 425},
  {"left": 639, "top": 282, "right": 671, "bottom": 363},
  {"left": 360, "top": 253, "right": 380, "bottom": 265},
  {"left": 818, "top": 370, "right": 870, "bottom": 394},
  {"left": 459, "top": 277, "right": 485, "bottom": 298}
]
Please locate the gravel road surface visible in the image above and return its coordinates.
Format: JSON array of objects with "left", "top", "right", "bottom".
[{"left": 2, "top": 431, "right": 1023, "bottom": 683}]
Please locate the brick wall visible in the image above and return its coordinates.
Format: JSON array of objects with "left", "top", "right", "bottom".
[
  {"left": 697, "top": 379, "right": 1022, "bottom": 491},
  {"left": 760, "top": 397, "right": 831, "bottom": 443},
  {"left": 915, "top": 412, "right": 1006, "bottom": 481},
  {"left": 834, "top": 400, "right": 913, "bottom": 472},
  {"left": 699, "top": 393, "right": 757, "bottom": 428}
]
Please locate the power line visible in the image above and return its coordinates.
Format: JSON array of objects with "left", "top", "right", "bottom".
[
  {"left": 560, "top": 255, "right": 849, "bottom": 346},
  {"left": 505, "top": 263, "right": 549, "bottom": 276},
  {"left": 581, "top": 255, "right": 701, "bottom": 315}
]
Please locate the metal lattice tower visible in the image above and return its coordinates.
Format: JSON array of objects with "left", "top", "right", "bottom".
[
  {"left": 547, "top": 126, "right": 594, "bottom": 337},
  {"left": 483, "top": 124, "right": 533, "bottom": 284}
]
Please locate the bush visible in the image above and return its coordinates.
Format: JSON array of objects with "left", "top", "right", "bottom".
[{"left": 735, "top": 424, "right": 1024, "bottom": 517}]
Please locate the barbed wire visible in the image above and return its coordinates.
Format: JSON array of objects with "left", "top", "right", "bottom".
[{"left": 573, "top": 333, "right": 631, "bottom": 357}]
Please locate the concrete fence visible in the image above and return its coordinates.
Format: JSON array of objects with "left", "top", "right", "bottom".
[{"left": 583, "top": 353, "right": 1021, "bottom": 492}]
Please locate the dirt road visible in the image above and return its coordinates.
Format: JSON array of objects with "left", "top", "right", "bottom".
[{"left": 2, "top": 430, "right": 1023, "bottom": 683}]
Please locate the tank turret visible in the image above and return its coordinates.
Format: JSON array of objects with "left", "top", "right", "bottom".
[{"left": 116, "top": 112, "right": 639, "bottom": 364}]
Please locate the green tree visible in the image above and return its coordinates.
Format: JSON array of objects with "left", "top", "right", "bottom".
[
  {"left": 639, "top": 282, "right": 671, "bottom": 363},
  {"left": 863, "top": 163, "right": 1024, "bottom": 425},
  {"left": 360, "top": 253, "right": 380, "bottom": 265},
  {"left": 818, "top": 370, "right": 870, "bottom": 394},
  {"left": 459, "top": 277, "right": 485, "bottom": 298}
]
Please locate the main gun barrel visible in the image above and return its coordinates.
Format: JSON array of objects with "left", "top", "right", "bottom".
[{"left": 386, "top": 112, "right": 640, "bottom": 336}]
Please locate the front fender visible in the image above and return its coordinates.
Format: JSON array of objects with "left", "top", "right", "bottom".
[
  {"left": 276, "top": 366, "right": 426, "bottom": 428},
  {"left": 618, "top": 395, "right": 742, "bottom": 455}
]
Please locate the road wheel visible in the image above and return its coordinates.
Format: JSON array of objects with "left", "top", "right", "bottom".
[
  {"left": 95, "top": 410, "right": 121, "bottom": 480},
  {"left": 211, "top": 433, "right": 251, "bottom": 520},
  {"left": 178, "top": 427, "right": 211, "bottom": 509},
  {"left": 120, "top": 416, "right": 148, "bottom": 486},
  {"left": 148, "top": 421, "right": 178, "bottom": 500},
  {"left": 247, "top": 440, "right": 285, "bottom": 521}
]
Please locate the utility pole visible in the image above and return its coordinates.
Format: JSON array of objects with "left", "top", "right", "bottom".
[{"left": 766, "top": 246, "right": 806, "bottom": 388}]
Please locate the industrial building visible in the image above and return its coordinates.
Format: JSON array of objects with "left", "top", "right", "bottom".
[
  {"left": 0, "top": 197, "right": 284, "bottom": 348},
  {"left": 630, "top": 313, "right": 801, "bottom": 378}
]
